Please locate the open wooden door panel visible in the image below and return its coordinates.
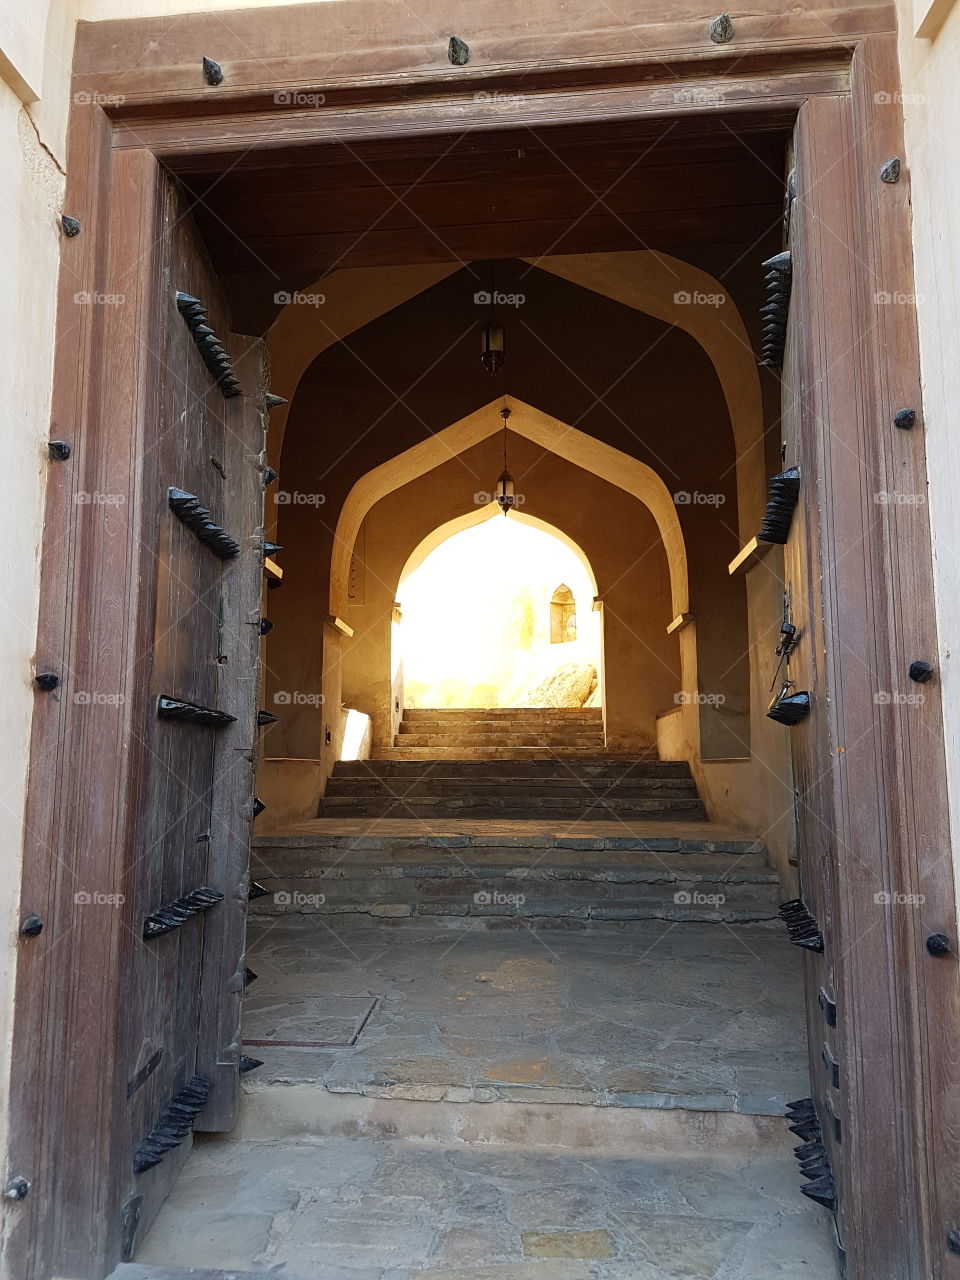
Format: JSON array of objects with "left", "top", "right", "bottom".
[
  {"left": 6, "top": 148, "right": 268, "bottom": 1280},
  {"left": 117, "top": 174, "right": 268, "bottom": 1258}
]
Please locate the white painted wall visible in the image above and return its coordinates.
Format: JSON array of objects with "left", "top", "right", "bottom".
[{"left": 895, "top": 0, "right": 960, "bottom": 919}]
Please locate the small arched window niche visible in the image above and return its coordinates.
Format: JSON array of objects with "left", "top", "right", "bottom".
[{"left": 550, "top": 583, "right": 577, "bottom": 644}]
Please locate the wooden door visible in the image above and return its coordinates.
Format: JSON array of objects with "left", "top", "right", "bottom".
[
  {"left": 6, "top": 146, "right": 268, "bottom": 1279},
  {"left": 780, "top": 72, "right": 960, "bottom": 1278},
  {"left": 117, "top": 175, "right": 268, "bottom": 1256}
]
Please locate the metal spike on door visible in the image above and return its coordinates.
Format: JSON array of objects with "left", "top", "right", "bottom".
[
  {"left": 767, "top": 686, "right": 811, "bottom": 726},
  {"left": 758, "top": 466, "right": 801, "bottom": 544},
  {"left": 168, "top": 487, "right": 241, "bottom": 559},
  {"left": 778, "top": 899, "right": 824, "bottom": 952},
  {"left": 758, "top": 251, "right": 792, "bottom": 369},
  {"left": 143, "top": 886, "right": 224, "bottom": 939},
  {"left": 157, "top": 695, "right": 236, "bottom": 727},
  {"left": 175, "top": 291, "right": 242, "bottom": 397},
  {"left": 133, "top": 1075, "right": 211, "bottom": 1173}
]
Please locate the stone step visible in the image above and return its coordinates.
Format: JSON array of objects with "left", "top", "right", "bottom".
[
  {"left": 402, "top": 706, "right": 604, "bottom": 721},
  {"left": 324, "top": 777, "right": 699, "bottom": 799},
  {"left": 333, "top": 757, "right": 681, "bottom": 779},
  {"left": 377, "top": 746, "right": 646, "bottom": 760},
  {"left": 395, "top": 733, "right": 606, "bottom": 747},
  {"left": 398, "top": 720, "right": 604, "bottom": 734},
  {"left": 254, "top": 824, "right": 765, "bottom": 855},
  {"left": 317, "top": 795, "right": 706, "bottom": 819},
  {"left": 249, "top": 849, "right": 779, "bottom": 923}
]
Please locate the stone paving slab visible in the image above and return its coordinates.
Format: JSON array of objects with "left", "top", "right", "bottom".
[
  {"left": 130, "top": 1134, "right": 840, "bottom": 1279},
  {"left": 240, "top": 918, "right": 808, "bottom": 1116}
]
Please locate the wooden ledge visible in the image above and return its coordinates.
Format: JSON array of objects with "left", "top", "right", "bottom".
[
  {"left": 666, "top": 612, "right": 694, "bottom": 634},
  {"left": 727, "top": 536, "right": 774, "bottom": 577}
]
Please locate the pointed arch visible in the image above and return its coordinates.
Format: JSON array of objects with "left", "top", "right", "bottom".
[{"left": 330, "top": 396, "right": 688, "bottom": 620}]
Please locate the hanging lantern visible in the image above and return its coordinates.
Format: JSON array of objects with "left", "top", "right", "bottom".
[
  {"left": 494, "top": 408, "right": 516, "bottom": 514},
  {"left": 481, "top": 317, "right": 505, "bottom": 376}
]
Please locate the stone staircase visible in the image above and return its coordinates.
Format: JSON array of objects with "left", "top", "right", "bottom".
[
  {"left": 383, "top": 706, "right": 611, "bottom": 759},
  {"left": 318, "top": 756, "right": 706, "bottom": 821}
]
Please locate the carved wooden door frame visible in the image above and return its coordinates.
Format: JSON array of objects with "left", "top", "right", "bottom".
[{"left": 6, "top": 17, "right": 957, "bottom": 1280}]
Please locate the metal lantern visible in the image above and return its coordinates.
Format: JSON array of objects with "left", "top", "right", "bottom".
[
  {"left": 494, "top": 407, "right": 516, "bottom": 513},
  {"left": 481, "top": 317, "right": 505, "bottom": 376}
]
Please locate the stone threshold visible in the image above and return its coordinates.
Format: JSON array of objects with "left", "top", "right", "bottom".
[{"left": 234, "top": 1086, "right": 794, "bottom": 1152}]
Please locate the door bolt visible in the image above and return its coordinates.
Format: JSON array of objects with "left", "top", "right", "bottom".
[
  {"left": 202, "top": 56, "right": 223, "bottom": 85},
  {"left": 894, "top": 409, "right": 916, "bottom": 430},
  {"left": 20, "top": 916, "right": 43, "bottom": 937},
  {"left": 926, "top": 933, "right": 952, "bottom": 957},
  {"left": 909, "top": 660, "right": 934, "bottom": 683}
]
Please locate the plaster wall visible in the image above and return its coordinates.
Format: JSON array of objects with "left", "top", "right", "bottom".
[{"left": 894, "top": 0, "right": 960, "bottom": 926}]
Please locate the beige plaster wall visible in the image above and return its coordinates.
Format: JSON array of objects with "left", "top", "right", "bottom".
[
  {"left": 0, "top": 2, "right": 75, "bottom": 1243},
  {"left": 895, "top": 0, "right": 960, "bottom": 924}
]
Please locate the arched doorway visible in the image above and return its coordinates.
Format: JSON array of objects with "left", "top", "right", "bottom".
[{"left": 395, "top": 509, "right": 602, "bottom": 711}]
